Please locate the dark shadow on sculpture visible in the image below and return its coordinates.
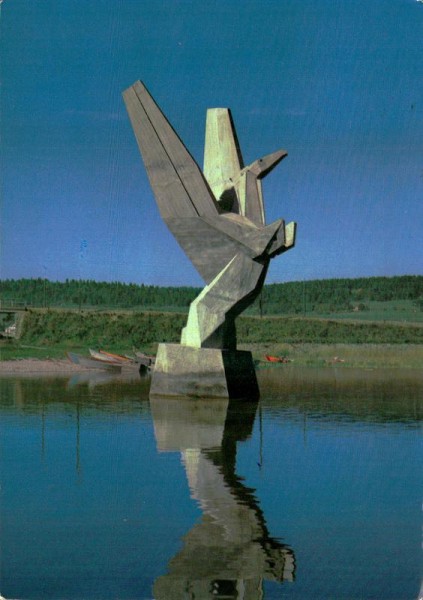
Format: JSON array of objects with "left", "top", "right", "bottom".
[{"left": 150, "top": 396, "right": 295, "bottom": 598}]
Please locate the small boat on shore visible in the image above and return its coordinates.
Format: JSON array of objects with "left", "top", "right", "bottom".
[
  {"left": 98, "top": 349, "right": 132, "bottom": 362},
  {"left": 89, "top": 349, "right": 127, "bottom": 364},
  {"left": 68, "top": 348, "right": 156, "bottom": 373},
  {"left": 67, "top": 352, "right": 122, "bottom": 371}
]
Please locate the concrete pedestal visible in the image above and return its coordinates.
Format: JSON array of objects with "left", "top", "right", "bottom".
[{"left": 150, "top": 343, "right": 259, "bottom": 399}]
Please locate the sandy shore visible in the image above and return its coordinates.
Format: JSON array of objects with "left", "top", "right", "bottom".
[
  {"left": 1, "top": 342, "right": 422, "bottom": 374},
  {"left": 0, "top": 358, "right": 92, "bottom": 375}
]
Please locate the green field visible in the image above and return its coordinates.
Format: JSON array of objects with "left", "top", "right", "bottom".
[
  {"left": 1, "top": 307, "right": 422, "bottom": 368},
  {"left": 308, "top": 300, "right": 423, "bottom": 324}
]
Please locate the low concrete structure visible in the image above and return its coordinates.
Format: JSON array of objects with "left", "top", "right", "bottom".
[
  {"left": 123, "top": 82, "right": 296, "bottom": 397},
  {"left": 150, "top": 343, "right": 258, "bottom": 399}
]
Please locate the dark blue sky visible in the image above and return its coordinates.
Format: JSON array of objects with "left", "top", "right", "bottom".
[{"left": 1, "top": 0, "right": 422, "bottom": 285}]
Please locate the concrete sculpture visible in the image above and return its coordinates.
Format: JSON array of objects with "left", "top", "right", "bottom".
[{"left": 123, "top": 82, "right": 296, "bottom": 397}]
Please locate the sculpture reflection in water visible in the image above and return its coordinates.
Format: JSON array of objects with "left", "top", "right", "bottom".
[{"left": 150, "top": 396, "right": 295, "bottom": 599}]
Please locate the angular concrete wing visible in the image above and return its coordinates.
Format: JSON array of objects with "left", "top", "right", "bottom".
[{"left": 123, "top": 81, "right": 220, "bottom": 219}]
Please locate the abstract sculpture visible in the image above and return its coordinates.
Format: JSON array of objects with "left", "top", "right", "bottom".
[{"left": 123, "top": 82, "right": 296, "bottom": 398}]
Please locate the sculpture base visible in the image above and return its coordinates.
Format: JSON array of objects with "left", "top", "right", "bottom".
[{"left": 150, "top": 343, "right": 259, "bottom": 399}]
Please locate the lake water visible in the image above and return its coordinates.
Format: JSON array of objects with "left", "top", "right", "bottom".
[{"left": 0, "top": 367, "right": 422, "bottom": 600}]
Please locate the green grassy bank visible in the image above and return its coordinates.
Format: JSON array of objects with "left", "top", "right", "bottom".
[{"left": 1, "top": 308, "right": 422, "bottom": 368}]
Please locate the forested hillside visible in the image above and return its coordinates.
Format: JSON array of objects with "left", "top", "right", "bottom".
[
  {"left": 0, "top": 279, "right": 198, "bottom": 311},
  {"left": 1, "top": 275, "right": 422, "bottom": 315}
]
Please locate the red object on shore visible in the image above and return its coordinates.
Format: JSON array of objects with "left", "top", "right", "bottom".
[{"left": 265, "top": 355, "right": 291, "bottom": 363}]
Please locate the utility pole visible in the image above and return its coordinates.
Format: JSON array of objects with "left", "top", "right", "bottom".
[{"left": 43, "top": 266, "right": 47, "bottom": 308}]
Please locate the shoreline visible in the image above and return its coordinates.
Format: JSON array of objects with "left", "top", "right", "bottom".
[
  {"left": 0, "top": 352, "right": 422, "bottom": 376},
  {"left": 0, "top": 358, "right": 93, "bottom": 375}
]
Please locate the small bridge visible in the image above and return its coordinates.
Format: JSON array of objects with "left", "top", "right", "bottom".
[
  {"left": 0, "top": 302, "right": 29, "bottom": 338},
  {"left": 0, "top": 300, "right": 31, "bottom": 313}
]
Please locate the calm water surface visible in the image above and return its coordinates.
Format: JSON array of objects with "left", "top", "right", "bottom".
[{"left": 0, "top": 367, "right": 421, "bottom": 600}]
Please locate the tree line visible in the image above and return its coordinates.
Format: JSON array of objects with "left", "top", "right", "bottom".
[
  {"left": 261, "top": 275, "right": 423, "bottom": 314},
  {"left": 1, "top": 275, "right": 422, "bottom": 314}
]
